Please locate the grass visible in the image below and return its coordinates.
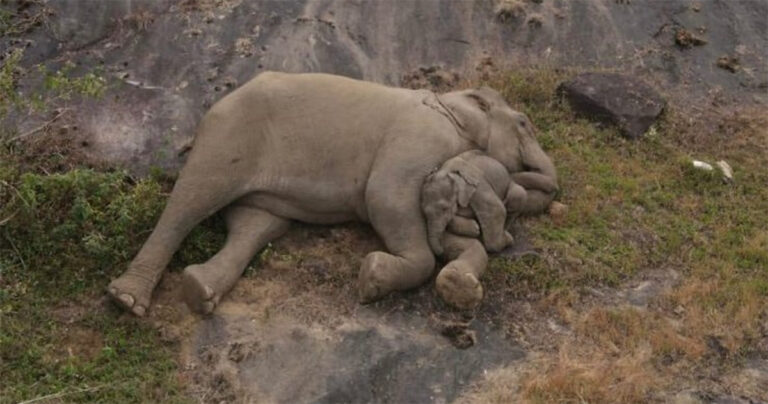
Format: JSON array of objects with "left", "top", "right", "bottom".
[
  {"left": 0, "top": 152, "right": 231, "bottom": 403},
  {"left": 467, "top": 69, "right": 768, "bottom": 403},
  {"left": 0, "top": 43, "right": 215, "bottom": 404}
]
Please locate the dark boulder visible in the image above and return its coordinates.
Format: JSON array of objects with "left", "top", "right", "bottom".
[{"left": 558, "top": 72, "right": 666, "bottom": 139}]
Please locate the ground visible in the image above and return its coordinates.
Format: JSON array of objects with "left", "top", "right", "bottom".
[{"left": 2, "top": 63, "right": 767, "bottom": 403}]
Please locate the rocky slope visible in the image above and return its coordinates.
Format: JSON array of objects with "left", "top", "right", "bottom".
[{"left": 3, "top": 0, "right": 766, "bottom": 172}]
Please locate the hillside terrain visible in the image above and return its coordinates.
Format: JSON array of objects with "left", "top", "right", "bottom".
[{"left": 1, "top": 1, "right": 767, "bottom": 403}]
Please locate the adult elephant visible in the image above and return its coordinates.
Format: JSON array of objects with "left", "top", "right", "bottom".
[{"left": 107, "top": 72, "right": 553, "bottom": 316}]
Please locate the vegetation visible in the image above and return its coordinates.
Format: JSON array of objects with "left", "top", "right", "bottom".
[
  {"left": 0, "top": 150, "right": 233, "bottom": 402},
  {"left": 0, "top": 49, "right": 206, "bottom": 403},
  {"left": 468, "top": 69, "right": 768, "bottom": 403},
  {"left": 1, "top": 48, "right": 107, "bottom": 123}
]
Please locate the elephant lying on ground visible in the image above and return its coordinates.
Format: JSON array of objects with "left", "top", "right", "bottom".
[
  {"left": 422, "top": 149, "right": 558, "bottom": 309},
  {"left": 107, "top": 72, "right": 555, "bottom": 316}
]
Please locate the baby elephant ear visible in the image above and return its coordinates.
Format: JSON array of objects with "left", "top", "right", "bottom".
[{"left": 448, "top": 172, "right": 477, "bottom": 208}]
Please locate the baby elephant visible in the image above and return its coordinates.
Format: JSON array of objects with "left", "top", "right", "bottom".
[{"left": 421, "top": 150, "right": 558, "bottom": 309}]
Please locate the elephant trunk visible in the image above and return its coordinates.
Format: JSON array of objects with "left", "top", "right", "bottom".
[
  {"left": 519, "top": 128, "right": 557, "bottom": 185},
  {"left": 511, "top": 125, "right": 559, "bottom": 215},
  {"left": 426, "top": 213, "right": 450, "bottom": 256}
]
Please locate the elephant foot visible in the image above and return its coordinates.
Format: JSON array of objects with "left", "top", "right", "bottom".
[
  {"left": 436, "top": 264, "right": 483, "bottom": 310},
  {"left": 107, "top": 271, "right": 156, "bottom": 316},
  {"left": 357, "top": 252, "right": 397, "bottom": 304},
  {"left": 182, "top": 264, "right": 221, "bottom": 315}
]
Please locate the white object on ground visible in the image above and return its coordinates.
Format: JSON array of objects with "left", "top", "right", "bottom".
[
  {"left": 692, "top": 160, "right": 714, "bottom": 171},
  {"left": 716, "top": 160, "right": 734, "bottom": 182}
]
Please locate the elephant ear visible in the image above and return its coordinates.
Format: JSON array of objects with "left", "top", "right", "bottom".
[
  {"left": 466, "top": 92, "right": 491, "bottom": 114},
  {"left": 448, "top": 172, "right": 478, "bottom": 208}
]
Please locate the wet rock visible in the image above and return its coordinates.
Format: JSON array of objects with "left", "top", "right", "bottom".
[{"left": 558, "top": 72, "right": 666, "bottom": 139}]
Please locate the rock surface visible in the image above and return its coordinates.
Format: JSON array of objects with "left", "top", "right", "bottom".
[
  {"left": 187, "top": 308, "right": 523, "bottom": 403},
  {"left": 2, "top": 0, "right": 767, "bottom": 171},
  {"left": 558, "top": 72, "right": 666, "bottom": 138}
]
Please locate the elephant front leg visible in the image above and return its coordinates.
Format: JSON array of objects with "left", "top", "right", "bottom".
[
  {"left": 435, "top": 234, "right": 488, "bottom": 310},
  {"left": 182, "top": 204, "right": 289, "bottom": 314}
]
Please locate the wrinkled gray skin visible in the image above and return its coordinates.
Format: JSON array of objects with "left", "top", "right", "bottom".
[
  {"left": 107, "top": 72, "right": 554, "bottom": 316},
  {"left": 422, "top": 148, "right": 557, "bottom": 310}
]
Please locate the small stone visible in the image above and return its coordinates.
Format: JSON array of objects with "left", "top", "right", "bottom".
[
  {"left": 548, "top": 201, "right": 568, "bottom": 224},
  {"left": 692, "top": 160, "right": 714, "bottom": 171},
  {"left": 675, "top": 28, "right": 707, "bottom": 48},
  {"left": 673, "top": 305, "right": 685, "bottom": 315},
  {"left": 716, "top": 55, "right": 739, "bottom": 72},
  {"left": 526, "top": 14, "right": 543, "bottom": 28},
  {"left": 691, "top": 2, "right": 702, "bottom": 12},
  {"left": 716, "top": 160, "right": 734, "bottom": 183},
  {"left": 184, "top": 28, "right": 203, "bottom": 37}
]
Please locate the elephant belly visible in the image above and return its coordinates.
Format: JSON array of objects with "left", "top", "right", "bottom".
[{"left": 238, "top": 175, "right": 369, "bottom": 224}]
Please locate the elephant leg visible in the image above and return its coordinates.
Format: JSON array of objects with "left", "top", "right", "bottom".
[
  {"left": 182, "top": 204, "right": 289, "bottom": 314},
  {"left": 436, "top": 234, "right": 488, "bottom": 310},
  {"left": 447, "top": 216, "right": 481, "bottom": 238},
  {"left": 505, "top": 182, "right": 555, "bottom": 216},
  {"left": 358, "top": 177, "right": 436, "bottom": 303},
  {"left": 108, "top": 175, "right": 243, "bottom": 316}
]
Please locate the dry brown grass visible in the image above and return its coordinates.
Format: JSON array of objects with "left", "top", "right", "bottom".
[
  {"left": 455, "top": 68, "right": 768, "bottom": 404},
  {"left": 522, "top": 346, "right": 657, "bottom": 404}
]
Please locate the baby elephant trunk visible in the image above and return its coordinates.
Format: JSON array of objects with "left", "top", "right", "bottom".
[{"left": 421, "top": 171, "right": 461, "bottom": 256}]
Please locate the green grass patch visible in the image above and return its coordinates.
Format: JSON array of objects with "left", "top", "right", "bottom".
[{"left": 0, "top": 150, "right": 226, "bottom": 403}]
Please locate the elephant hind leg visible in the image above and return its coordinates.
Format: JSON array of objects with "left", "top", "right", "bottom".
[
  {"left": 108, "top": 175, "right": 246, "bottom": 316},
  {"left": 358, "top": 181, "right": 436, "bottom": 303},
  {"left": 183, "top": 204, "right": 289, "bottom": 314}
]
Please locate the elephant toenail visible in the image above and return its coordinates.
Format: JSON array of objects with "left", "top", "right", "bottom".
[
  {"left": 133, "top": 305, "right": 146, "bottom": 316},
  {"left": 119, "top": 293, "right": 135, "bottom": 307},
  {"left": 204, "top": 285, "right": 214, "bottom": 299}
]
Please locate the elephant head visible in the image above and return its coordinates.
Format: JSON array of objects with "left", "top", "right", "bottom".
[
  {"left": 438, "top": 87, "right": 556, "bottom": 182},
  {"left": 421, "top": 169, "right": 477, "bottom": 256}
]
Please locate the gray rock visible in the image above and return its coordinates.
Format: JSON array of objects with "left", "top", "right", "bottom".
[{"left": 558, "top": 72, "right": 666, "bottom": 139}]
